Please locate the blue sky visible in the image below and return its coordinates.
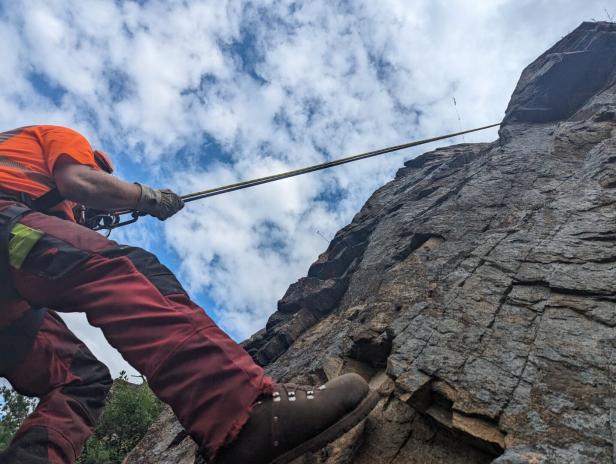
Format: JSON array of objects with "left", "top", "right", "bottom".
[{"left": 0, "top": 0, "right": 612, "bottom": 377}]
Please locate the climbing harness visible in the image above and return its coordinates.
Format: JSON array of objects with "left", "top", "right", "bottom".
[{"left": 89, "top": 122, "right": 501, "bottom": 232}]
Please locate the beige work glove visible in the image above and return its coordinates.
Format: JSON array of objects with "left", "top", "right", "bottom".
[{"left": 135, "top": 183, "right": 184, "bottom": 220}]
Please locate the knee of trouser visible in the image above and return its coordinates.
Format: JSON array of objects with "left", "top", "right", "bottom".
[
  {"left": 65, "top": 348, "right": 113, "bottom": 422},
  {"left": 83, "top": 361, "right": 112, "bottom": 424},
  {"left": 89, "top": 357, "right": 113, "bottom": 401},
  {"left": 98, "top": 363, "right": 113, "bottom": 395}
]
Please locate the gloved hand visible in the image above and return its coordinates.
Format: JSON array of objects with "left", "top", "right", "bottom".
[{"left": 135, "top": 183, "right": 184, "bottom": 220}]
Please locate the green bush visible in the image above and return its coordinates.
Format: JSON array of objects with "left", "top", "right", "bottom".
[
  {"left": 78, "top": 371, "right": 163, "bottom": 464},
  {"left": 0, "top": 386, "right": 37, "bottom": 450},
  {"left": 0, "top": 371, "right": 163, "bottom": 464}
]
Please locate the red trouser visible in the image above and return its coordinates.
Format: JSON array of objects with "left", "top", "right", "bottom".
[{"left": 0, "top": 201, "right": 273, "bottom": 463}]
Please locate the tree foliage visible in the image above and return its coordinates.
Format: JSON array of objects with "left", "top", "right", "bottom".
[
  {"left": 0, "top": 386, "right": 37, "bottom": 449},
  {"left": 78, "top": 371, "right": 163, "bottom": 464},
  {"left": 0, "top": 371, "right": 163, "bottom": 464}
]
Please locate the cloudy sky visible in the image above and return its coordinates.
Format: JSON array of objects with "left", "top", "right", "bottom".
[{"left": 0, "top": 1, "right": 611, "bottom": 378}]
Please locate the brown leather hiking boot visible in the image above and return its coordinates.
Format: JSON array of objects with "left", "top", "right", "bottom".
[{"left": 213, "top": 373, "right": 379, "bottom": 464}]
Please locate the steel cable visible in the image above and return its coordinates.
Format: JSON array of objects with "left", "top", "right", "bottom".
[
  {"left": 181, "top": 123, "right": 500, "bottom": 203},
  {"left": 107, "top": 122, "right": 500, "bottom": 229}
]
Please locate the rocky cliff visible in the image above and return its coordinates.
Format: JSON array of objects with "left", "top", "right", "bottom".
[{"left": 125, "top": 22, "right": 616, "bottom": 464}]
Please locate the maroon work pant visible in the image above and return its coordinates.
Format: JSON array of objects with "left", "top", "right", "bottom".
[{"left": 0, "top": 202, "right": 273, "bottom": 463}]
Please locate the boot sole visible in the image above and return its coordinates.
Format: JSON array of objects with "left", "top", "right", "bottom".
[{"left": 268, "top": 390, "right": 381, "bottom": 464}]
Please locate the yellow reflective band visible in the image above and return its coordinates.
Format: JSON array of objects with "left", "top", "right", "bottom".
[{"left": 8, "top": 223, "right": 44, "bottom": 270}]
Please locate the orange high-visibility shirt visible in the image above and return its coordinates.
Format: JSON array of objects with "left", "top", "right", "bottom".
[{"left": 0, "top": 125, "right": 100, "bottom": 222}]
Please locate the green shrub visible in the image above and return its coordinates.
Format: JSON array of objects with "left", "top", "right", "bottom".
[
  {"left": 0, "top": 371, "right": 163, "bottom": 464},
  {"left": 78, "top": 371, "right": 163, "bottom": 464},
  {"left": 0, "top": 386, "right": 37, "bottom": 450}
]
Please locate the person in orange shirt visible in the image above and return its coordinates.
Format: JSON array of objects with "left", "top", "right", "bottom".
[
  {"left": 0, "top": 125, "right": 182, "bottom": 222},
  {"left": 0, "top": 126, "right": 378, "bottom": 464}
]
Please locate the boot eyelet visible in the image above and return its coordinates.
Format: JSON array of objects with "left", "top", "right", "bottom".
[{"left": 318, "top": 385, "right": 327, "bottom": 390}]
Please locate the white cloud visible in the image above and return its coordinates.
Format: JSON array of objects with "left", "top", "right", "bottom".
[{"left": 0, "top": 0, "right": 611, "bottom": 375}]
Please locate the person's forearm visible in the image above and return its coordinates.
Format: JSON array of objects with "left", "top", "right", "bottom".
[
  {"left": 57, "top": 166, "right": 141, "bottom": 211},
  {"left": 53, "top": 157, "right": 183, "bottom": 220}
]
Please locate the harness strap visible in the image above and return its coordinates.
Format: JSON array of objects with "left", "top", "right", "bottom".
[
  {"left": 31, "top": 188, "right": 64, "bottom": 212},
  {"left": 0, "top": 188, "right": 65, "bottom": 213},
  {"left": 0, "top": 204, "right": 47, "bottom": 374},
  {"left": 0, "top": 188, "right": 69, "bottom": 221}
]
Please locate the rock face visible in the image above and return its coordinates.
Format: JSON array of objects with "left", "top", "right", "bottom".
[{"left": 125, "top": 22, "right": 616, "bottom": 464}]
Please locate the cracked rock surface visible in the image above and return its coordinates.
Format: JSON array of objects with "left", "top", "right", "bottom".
[{"left": 125, "top": 22, "right": 616, "bottom": 464}]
